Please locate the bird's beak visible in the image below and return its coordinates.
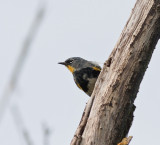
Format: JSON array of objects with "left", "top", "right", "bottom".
[{"left": 58, "top": 62, "right": 67, "bottom": 66}]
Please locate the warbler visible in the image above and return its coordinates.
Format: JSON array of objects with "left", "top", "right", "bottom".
[{"left": 58, "top": 57, "right": 101, "bottom": 96}]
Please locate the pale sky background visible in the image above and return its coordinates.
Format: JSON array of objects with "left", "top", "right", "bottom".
[{"left": 0, "top": 0, "right": 160, "bottom": 145}]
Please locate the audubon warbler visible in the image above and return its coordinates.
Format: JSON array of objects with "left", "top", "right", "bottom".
[{"left": 58, "top": 57, "right": 101, "bottom": 96}]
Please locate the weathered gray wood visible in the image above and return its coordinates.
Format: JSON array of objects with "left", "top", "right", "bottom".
[{"left": 71, "top": 0, "right": 160, "bottom": 145}]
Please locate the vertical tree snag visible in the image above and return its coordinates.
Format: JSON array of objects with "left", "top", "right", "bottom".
[{"left": 71, "top": 0, "right": 160, "bottom": 145}]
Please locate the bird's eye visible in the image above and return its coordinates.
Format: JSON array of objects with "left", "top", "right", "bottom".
[{"left": 66, "top": 59, "right": 73, "bottom": 64}]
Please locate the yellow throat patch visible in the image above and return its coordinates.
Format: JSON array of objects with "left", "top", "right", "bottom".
[{"left": 66, "top": 65, "right": 75, "bottom": 73}]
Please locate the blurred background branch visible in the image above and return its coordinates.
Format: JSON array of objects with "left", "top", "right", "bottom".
[
  {"left": 11, "top": 105, "right": 52, "bottom": 145},
  {"left": 0, "top": 1, "right": 46, "bottom": 124},
  {"left": 11, "top": 105, "right": 34, "bottom": 145},
  {"left": 42, "top": 123, "right": 52, "bottom": 145}
]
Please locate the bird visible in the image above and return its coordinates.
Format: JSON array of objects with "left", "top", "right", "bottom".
[{"left": 58, "top": 57, "right": 101, "bottom": 96}]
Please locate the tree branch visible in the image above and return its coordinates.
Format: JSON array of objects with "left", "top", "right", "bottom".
[{"left": 71, "top": 0, "right": 160, "bottom": 145}]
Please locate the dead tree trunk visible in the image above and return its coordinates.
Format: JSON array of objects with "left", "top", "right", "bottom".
[{"left": 71, "top": 0, "right": 160, "bottom": 145}]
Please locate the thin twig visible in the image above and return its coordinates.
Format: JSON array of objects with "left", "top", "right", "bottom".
[
  {"left": 42, "top": 123, "right": 52, "bottom": 145},
  {"left": 11, "top": 105, "right": 34, "bottom": 145},
  {"left": 0, "top": 1, "right": 46, "bottom": 124}
]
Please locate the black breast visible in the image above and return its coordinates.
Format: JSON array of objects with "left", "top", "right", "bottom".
[{"left": 73, "top": 67, "right": 100, "bottom": 93}]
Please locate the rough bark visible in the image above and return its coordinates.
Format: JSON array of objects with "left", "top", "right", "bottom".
[{"left": 71, "top": 0, "right": 160, "bottom": 145}]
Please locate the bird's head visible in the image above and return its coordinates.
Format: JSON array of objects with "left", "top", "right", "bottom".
[{"left": 58, "top": 57, "right": 88, "bottom": 73}]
